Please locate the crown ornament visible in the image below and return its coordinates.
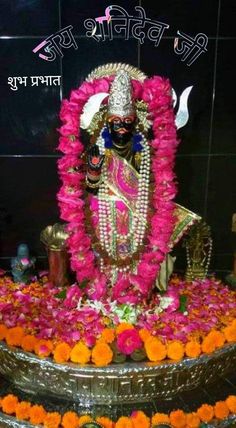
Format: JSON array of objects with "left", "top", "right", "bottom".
[{"left": 107, "top": 69, "right": 135, "bottom": 117}]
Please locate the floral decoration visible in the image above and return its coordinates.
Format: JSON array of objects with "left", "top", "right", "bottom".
[
  {"left": 0, "top": 392, "right": 236, "bottom": 427},
  {"left": 0, "top": 275, "right": 235, "bottom": 366},
  {"left": 57, "top": 75, "right": 178, "bottom": 303}
]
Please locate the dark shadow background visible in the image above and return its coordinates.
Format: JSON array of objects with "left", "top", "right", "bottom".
[{"left": 0, "top": 0, "right": 235, "bottom": 277}]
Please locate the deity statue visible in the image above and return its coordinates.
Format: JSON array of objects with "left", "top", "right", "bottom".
[
  {"left": 11, "top": 243, "right": 36, "bottom": 284},
  {"left": 183, "top": 220, "right": 212, "bottom": 281},
  {"left": 58, "top": 63, "right": 200, "bottom": 303}
]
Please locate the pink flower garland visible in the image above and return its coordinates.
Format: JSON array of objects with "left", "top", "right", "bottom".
[{"left": 57, "top": 75, "right": 179, "bottom": 303}]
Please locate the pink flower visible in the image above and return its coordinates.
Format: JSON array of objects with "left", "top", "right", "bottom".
[
  {"left": 117, "top": 329, "right": 143, "bottom": 355},
  {"left": 86, "top": 274, "right": 107, "bottom": 300},
  {"left": 63, "top": 285, "right": 82, "bottom": 309}
]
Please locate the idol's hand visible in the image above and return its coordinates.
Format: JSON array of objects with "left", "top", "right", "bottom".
[{"left": 88, "top": 145, "right": 105, "bottom": 171}]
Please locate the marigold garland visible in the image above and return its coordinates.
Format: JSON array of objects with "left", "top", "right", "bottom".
[
  {"left": 91, "top": 342, "right": 113, "bottom": 366},
  {"left": 70, "top": 342, "right": 91, "bottom": 364},
  {"left": 15, "top": 401, "right": 31, "bottom": 420},
  {"left": 0, "top": 317, "right": 235, "bottom": 366},
  {"left": 61, "top": 411, "right": 79, "bottom": 428},
  {"left": 43, "top": 412, "right": 61, "bottom": 428},
  {"left": 0, "top": 324, "right": 7, "bottom": 341},
  {"left": 131, "top": 410, "right": 150, "bottom": 428},
  {"left": 185, "top": 412, "right": 200, "bottom": 428},
  {"left": 0, "top": 392, "right": 236, "bottom": 427},
  {"left": 29, "top": 404, "right": 47, "bottom": 425},
  {"left": 144, "top": 336, "right": 167, "bottom": 362},
  {"left": 1, "top": 394, "right": 18, "bottom": 415},
  {"left": 214, "top": 400, "right": 230, "bottom": 419},
  {"left": 96, "top": 416, "right": 114, "bottom": 428},
  {"left": 185, "top": 341, "right": 201, "bottom": 358},
  {"left": 115, "top": 416, "right": 134, "bottom": 428},
  {"left": 167, "top": 341, "right": 185, "bottom": 361},
  {"left": 78, "top": 415, "right": 93, "bottom": 426},
  {"left": 169, "top": 409, "right": 186, "bottom": 427},
  {"left": 226, "top": 395, "right": 236, "bottom": 413},
  {"left": 197, "top": 403, "right": 214, "bottom": 422},
  {"left": 151, "top": 412, "right": 170, "bottom": 425},
  {"left": 21, "top": 335, "right": 38, "bottom": 353},
  {"left": 53, "top": 342, "right": 71, "bottom": 364},
  {"left": 5, "top": 326, "right": 24, "bottom": 347}
]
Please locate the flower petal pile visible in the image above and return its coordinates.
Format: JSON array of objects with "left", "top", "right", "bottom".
[{"left": 0, "top": 275, "right": 235, "bottom": 366}]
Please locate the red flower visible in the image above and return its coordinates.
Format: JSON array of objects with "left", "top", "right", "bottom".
[{"left": 117, "top": 329, "right": 143, "bottom": 355}]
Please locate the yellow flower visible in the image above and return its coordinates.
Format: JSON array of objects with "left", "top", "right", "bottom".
[
  {"left": 167, "top": 341, "right": 184, "bottom": 361},
  {"left": 70, "top": 342, "right": 91, "bottom": 364},
  {"left": 91, "top": 343, "right": 113, "bottom": 366},
  {"left": 144, "top": 336, "right": 166, "bottom": 362}
]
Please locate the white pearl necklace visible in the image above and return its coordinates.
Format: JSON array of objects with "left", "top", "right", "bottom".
[{"left": 97, "top": 128, "right": 150, "bottom": 275}]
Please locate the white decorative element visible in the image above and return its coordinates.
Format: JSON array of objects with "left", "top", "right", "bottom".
[
  {"left": 155, "top": 296, "right": 174, "bottom": 314},
  {"left": 174, "top": 86, "right": 193, "bottom": 129},
  {"left": 156, "top": 254, "right": 176, "bottom": 291},
  {"left": 80, "top": 92, "right": 109, "bottom": 129},
  {"left": 108, "top": 69, "right": 135, "bottom": 117},
  {"left": 172, "top": 88, "right": 178, "bottom": 108}
]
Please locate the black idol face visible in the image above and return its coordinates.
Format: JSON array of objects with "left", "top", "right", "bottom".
[{"left": 108, "top": 114, "right": 136, "bottom": 144}]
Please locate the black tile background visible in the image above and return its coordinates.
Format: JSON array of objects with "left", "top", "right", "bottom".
[{"left": 0, "top": 0, "right": 235, "bottom": 277}]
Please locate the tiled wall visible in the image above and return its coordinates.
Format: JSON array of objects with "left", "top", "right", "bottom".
[{"left": 0, "top": 0, "right": 235, "bottom": 276}]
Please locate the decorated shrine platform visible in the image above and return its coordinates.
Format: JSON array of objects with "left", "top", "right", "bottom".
[
  {"left": 0, "top": 274, "right": 235, "bottom": 426},
  {"left": 0, "top": 372, "right": 236, "bottom": 427}
]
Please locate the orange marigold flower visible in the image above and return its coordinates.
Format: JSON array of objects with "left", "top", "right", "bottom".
[
  {"left": 197, "top": 404, "right": 214, "bottom": 422},
  {"left": 201, "top": 333, "right": 216, "bottom": 354},
  {"left": 101, "top": 328, "right": 115, "bottom": 344},
  {"left": 29, "top": 404, "right": 47, "bottom": 425},
  {"left": 151, "top": 412, "right": 170, "bottom": 425},
  {"left": 139, "top": 328, "right": 151, "bottom": 343},
  {"left": 0, "top": 324, "right": 8, "bottom": 340},
  {"left": 167, "top": 341, "right": 184, "bottom": 361},
  {"left": 231, "top": 319, "right": 236, "bottom": 329},
  {"left": 34, "top": 339, "right": 53, "bottom": 358},
  {"left": 61, "top": 411, "right": 80, "bottom": 428},
  {"left": 53, "top": 342, "right": 71, "bottom": 363},
  {"left": 92, "top": 343, "right": 113, "bottom": 366},
  {"left": 144, "top": 336, "right": 166, "bottom": 362},
  {"left": 96, "top": 416, "right": 113, "bottom": 428},
  {"left": 70, "top": 342, "right": 91, "bottom": 364},
  {"left": 225, "top": 395, "right": 236, "bottom": 413},
  {"left": 78, "top": 415, "right": 93, "bottom": 426},
  {"left": 21, "top": 335, "right": 38, "bottom": 352},
  {"left": 43, "top": 412, "right": 61, "bottom": 428},
  {"left": 115, "top": 416, "right": 133, "bottom": 428},
  {"left": 186, "top": 412, "right": 200, "bottom": 428},
  {"left": 185, "top": 341, "right": 201, "bottom": 358},
  {"left": 169, "top": 409, "right": 186, "bottom": 427},
  {"left": 214, "top": 401, "right": 229, "bottom": 419},
  {"left": 1, "top": 394, "right": 19, "bottom": 414},
  {"left": 5, "top": 326, "right": 24, "bottom": 347},
  {"left": 131, "top": 410, "right": 150, "bottom": 428},
  {"left": 116, "top": 323, "right": 134, "bottom": 334},
  {"left": 223, "top": 325, "right": 236, "bottom": 343},
  {"left": 207, "top": 330, "right": 225, "bottom": 348},
  {"left": 15, "top": 401, "right": 31, "bottom": 420}
]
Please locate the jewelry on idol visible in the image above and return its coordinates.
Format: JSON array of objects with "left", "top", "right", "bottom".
[{"left": 97, "top": 126, "right": 150, "bottom": 277}]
